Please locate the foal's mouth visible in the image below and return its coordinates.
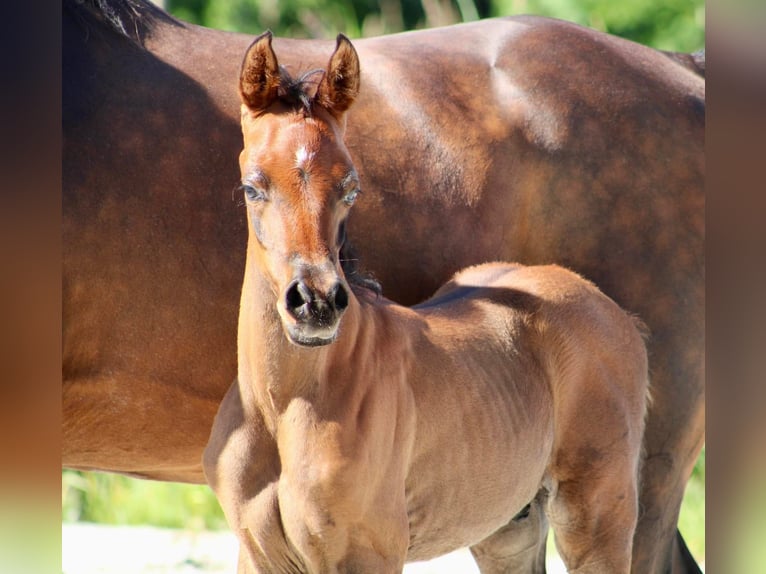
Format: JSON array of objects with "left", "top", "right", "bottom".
[{"left": 284, "top": 322, "right": 340, "bottom": 347}]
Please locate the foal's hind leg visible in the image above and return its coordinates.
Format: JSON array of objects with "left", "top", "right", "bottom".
[
  {"left": 545, "top": 466, "right": 638, "bottom": 574},
  {"left": 543, "top": 396, "right": 642, "bottom": 573},
  {"left": 470, "top": 493, "right": 548, "bottom": 574}
]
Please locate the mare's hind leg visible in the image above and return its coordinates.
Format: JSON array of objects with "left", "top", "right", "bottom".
[{"left": 470, "top": 492, "right": 548, "bottom": 574}]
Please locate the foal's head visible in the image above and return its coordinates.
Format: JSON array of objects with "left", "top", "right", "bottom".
[{"left": 237, "top": 31, "right": 361, "bottom": 347}]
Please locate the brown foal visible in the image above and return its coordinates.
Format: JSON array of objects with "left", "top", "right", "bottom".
[{"left": 203, "top": 33, "right": 650, "bottom": 574}]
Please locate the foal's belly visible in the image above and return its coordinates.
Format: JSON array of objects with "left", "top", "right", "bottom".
[{"left": 403, "top": 428, "right": 553, "bottom": 561}]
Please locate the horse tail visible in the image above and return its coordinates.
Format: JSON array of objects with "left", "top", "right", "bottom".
[{"left": 673, "top": 528, "right": 703, "bottom": 573}]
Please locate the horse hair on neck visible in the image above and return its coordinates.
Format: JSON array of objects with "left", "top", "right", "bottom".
[{"left": 64, "top": 0, "right": 178, "bottom": 45}]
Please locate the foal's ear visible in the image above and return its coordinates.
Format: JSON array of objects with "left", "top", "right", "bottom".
[
  {"left": 315, "top": 34, "right": 360, "bottom": 117},
  {"left": 240, "top": 30, "right": 281, "bottom": 112}
]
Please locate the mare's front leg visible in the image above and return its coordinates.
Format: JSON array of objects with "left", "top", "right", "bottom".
[
  {"left": 203, "top": 381, "right": 299, "bottom": 573},
  {"left": 469, "top": 492, "right": 548, "bottom": 574}
]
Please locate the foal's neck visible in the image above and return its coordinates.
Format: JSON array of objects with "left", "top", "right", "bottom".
[{"left": 237, "top": 263, "right": 363, "bottom": 412}]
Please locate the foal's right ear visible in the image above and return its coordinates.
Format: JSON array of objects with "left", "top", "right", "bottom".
[{"left": 240, "top": 30, "right": 281, "bottom": 112}]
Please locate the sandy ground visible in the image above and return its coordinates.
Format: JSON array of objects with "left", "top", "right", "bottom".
[{"left": 62, "top": 523, "right": 568, "bottom": 573}]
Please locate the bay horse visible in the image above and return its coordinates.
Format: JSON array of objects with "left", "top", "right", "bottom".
[
  {"left": 62, "top": 1, "right": 704, "bottom": 572},
  {"left": 203, "top": 33, "right": 650, "bottom": 574}
]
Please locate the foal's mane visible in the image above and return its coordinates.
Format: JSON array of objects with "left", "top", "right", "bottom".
[
  {"left": 340, "top": 241, "right": 383, "bottom": 299},
  {"left": 272, "top": 67, "right": 326, "bottom": 115}
]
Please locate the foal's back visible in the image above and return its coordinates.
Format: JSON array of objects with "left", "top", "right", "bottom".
[
  {"left": 417, "top": 261, "right": 646, "bottom": 362},
  {"left": 413, "top": 261, "right": 647, "bottom": 378}
]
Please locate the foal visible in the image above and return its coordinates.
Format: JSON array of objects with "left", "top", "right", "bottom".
[{"left": 203, "top": 32, "right": 649, "bottom": 574}]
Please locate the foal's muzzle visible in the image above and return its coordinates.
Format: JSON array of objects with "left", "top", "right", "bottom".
[{"left": 282, "top": 277, "right": 350, "bottom": 346}]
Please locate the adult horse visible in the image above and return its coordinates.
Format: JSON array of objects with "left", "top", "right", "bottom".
[
  {"left": 203, "top": 32, "right": 650, "bottom": 574},
  {"left": 62, "top": 1, "right": 704, "bottom": 572}
]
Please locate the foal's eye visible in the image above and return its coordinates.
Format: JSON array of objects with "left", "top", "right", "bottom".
[
  {"left": 242, "top": 184, "right": 267, "bottom": 202},
  {"left": 342, "top": 188, "right": 360, "bottom": 206}
]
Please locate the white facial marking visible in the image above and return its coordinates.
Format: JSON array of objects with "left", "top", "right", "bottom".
[{"left": 295, "top": 146, "right": 315, "bottom": 170}]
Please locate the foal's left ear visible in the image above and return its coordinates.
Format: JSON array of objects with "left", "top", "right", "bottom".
[{"left": 315, "top": 34, "right": 360, "bottom": 117}]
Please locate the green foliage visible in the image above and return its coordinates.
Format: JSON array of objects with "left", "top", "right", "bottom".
[
  {"left": 491, "top": 0, "right": 704, "bottom": 51},
  {"left": 165, "top": 0, "right": 704, "bottom": 51},
  {"left": 62, "top": 470, "right": 227, "bottom": 531},
  {"left": 678, "top": 447, "right": 705, "bottom": 564}
]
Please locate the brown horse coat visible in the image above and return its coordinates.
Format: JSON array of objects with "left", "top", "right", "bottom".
[
  {"left": 63, "top": 1, "right": 704, "bottom": 572},
  {"left": 203, "top": 35, "right": 649, "bottom": 572}
]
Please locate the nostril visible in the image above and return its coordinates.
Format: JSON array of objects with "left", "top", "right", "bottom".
[
  {"left": 331, "top": 283, "right": 349, "bottom": 312},
  {"left": 285, "top": 280, "right": 311, "bottom": 314}
]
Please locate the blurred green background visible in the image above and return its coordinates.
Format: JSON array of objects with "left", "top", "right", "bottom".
[
  {"left": 63, "top": 0, "right": 704, "bottom": 567},
  {"left": 163, "top": 0, "right": 704, "bottom": 51}
]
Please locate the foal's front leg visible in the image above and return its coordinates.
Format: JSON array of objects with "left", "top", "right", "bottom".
[{"left": 203, "top": 381, "right": 299, "bottom": 573}]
